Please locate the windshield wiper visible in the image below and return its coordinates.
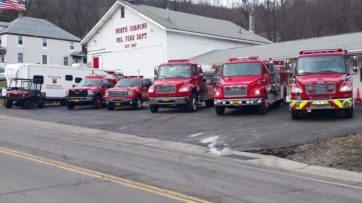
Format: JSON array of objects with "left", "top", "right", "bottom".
[
  {"left": 298, "top": 72, "right": 315, "bottom": 75},
  {"left": 316, "top": 70, "right": 341, "bottom": 73}
]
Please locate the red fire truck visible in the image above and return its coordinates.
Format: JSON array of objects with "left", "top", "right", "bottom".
[
  {"left": 290, "top": 49, "right": 358, "bottom": 119},
  {"left": 148, "top": 59, "right": 216, "bottom": 113},
  {"left": 66, "top": 74, "right": 117, "bottom": 109},
  {"left": 214, "top": 56, "right": 288, "bottom": 115},
  {"left": 104, "top": 77, "right": 152, "bottom": 110}
]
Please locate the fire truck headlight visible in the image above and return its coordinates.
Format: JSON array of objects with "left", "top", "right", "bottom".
[
  {"left": 291, "top": 86, "right": 303, "bottom": 94},
  {"left": 148, "top": 86, "right": 155, "bottom": 93},
  {"left": 215, "top": 90, "right": 220, "bottom": 97},
  {"left": 127, "top": 90, "right": 135, "bottom": 96},
  {"left": 87, "top": 90, "right": 94, "bottom": 95},
  {"left": 105, "top": 90, "right": 109, "bottom": 97},
  {"left": 179, "top": 86, "right": 189, "bottom": 92},
  {"left": 340, "top": 85, "right": 352, "bottom": 92},
  {"left": 254, "top": 89, "right": 261, "bottom": 96}
]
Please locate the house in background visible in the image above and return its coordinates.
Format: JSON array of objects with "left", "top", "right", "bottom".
[
  {"left": 81, "top": 0, "right": 272, "bottom": 77},
  {"left": 0, "top": 16, "right": 84, "bottom": 67}
]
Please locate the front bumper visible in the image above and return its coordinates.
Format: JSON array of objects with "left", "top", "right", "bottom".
[
  {"left": 106, "top": 98, "right": 135, "bottom": 106},
  {"left": 214, "top": 98, "right": 262, "bottom": 107},
  {"left": 149, "top": 97, "right": 189, "bottom": 106},
  {"left": 290, "top": 98, "right": 353, "bottom": 110},
  {"left": 66, "top": 96, "right": 94, "bottom": 105}
]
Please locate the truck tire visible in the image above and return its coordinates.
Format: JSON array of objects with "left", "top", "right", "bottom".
[
  {"left": 150, "top": 104, "right": 159, "bottom": 113},
  {"left": 23, "top": 100, "right": 32, "bottom": 109},
  {"left": 38, "top": 101, "right": 45, "bottom": 108},
  {"left": 59, "top": 100, "right": 66, "bottom": 106},
  {"left": 107, "top": 103, "right": 115, "bottom": 111},
  {"left": 94, "top": 95, "right": 103, "bottom": 109},
  {"left": 215, "top": 106, "right": 225, "bottom": 115},
  {"left": 345, "top": 107, "right": 354, "bottom": 119},
  {"left": 291, "top": 110, "right": 300, "bottom": 119},
  {"left": 257, "top": 96, "right": 268, "bottom": 115},
  {"left": 67, "top": 103, "right": 75, "bottom": 110},
  {"left": 132, "top": 97, "right": 143, "bottom": 110},
  {"left": 205, "top": 99, "right": 214, "bottom": 107},
  {"left": 5, "top": 99, "right": 12, "bottom": 109},
  {"left": 186, "top": 93, "right": 197, "bottom": 112}
]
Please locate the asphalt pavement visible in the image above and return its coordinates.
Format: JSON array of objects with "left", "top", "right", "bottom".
[
  {"left": 0, "top": 115, "right": 362, "bottom": 203},
  {"left": 0, "top": 103, "right": 361, "bottom": 151}
]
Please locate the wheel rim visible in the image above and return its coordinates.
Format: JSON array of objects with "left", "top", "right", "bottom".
[
  {"left": 137, "top": 99, "right": 142, "bottom": 109},
  {"left": 192, "top": 97, "right": 196, "bottom": 110}
]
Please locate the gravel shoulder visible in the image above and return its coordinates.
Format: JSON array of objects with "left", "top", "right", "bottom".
[{"left": 255, "top": 133, "right": 362, "bottom": 173}]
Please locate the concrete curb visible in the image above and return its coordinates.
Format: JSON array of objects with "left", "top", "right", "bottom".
[{"left": 1, "top": 114, "right": 362, "bottom": 183}]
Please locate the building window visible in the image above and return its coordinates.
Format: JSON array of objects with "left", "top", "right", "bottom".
[
  {"left": 18, "top": 53, "right": 23, "bottom": 63},
  {"left": 1, "top": 55, "right": 4, "bottom": 63},
  {"left": 70, "top": 42, "right": 74, "bottom": 50},
  {"left": 42, "top": 55, "right": 48, "bottom": 65},
  {"left": 121, "top": 7, "right": 125, "bottom": 18},
  {"left": 65, "top": 75, "right": 73, "bottom": 81},
  {"left": 18, "top": 36, "right": 23, "bottom": 45},
  {"left": 43, "top": 38, "right": 47, "bottom": 47},
  {"left": 83, "top": 58, "right": 87, "bottom": 64},
  {"left": 64, "top": 57, "right": 69, "bottom": 66}
]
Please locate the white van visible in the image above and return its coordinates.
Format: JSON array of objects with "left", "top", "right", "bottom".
[{"left": 5, "top": 64, "right": 107, "bottom": 104}]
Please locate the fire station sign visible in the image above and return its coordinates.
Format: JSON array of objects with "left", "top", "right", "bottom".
[{"left": 115, "top": 22, "right": 148, "bottom": 49}]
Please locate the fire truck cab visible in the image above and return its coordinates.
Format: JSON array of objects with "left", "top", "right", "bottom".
[
  {"left": 214, "top": 56, "right": 288, "bottom": 115},
  {"left": 148, "top": 59, "right": 216, "bottom": 113},
  {"left": 290, "top": 49, "right": 358, "bottom": 119}
]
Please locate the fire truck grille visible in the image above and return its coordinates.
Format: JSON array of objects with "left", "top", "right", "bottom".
[
  {"left": 306, "top": 83, "right": 336, "bottom": 95},
  {"left": 156, "top": 85, "right": 176, "bottom": 94},
  {"left": 109, "top": 90, "right": 127, "bottom": 97},
  {"left": 224, "top": 86, "right": 247, "bottom": 97},
  {"left": 69, "top": 90, "right": 87, "bottom": 97}
]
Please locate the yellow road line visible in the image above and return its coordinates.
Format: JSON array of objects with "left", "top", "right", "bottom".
[{"left": 0, "top": 146, "right": 210, "bottom": 203}]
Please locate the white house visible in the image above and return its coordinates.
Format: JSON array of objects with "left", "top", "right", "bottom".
[
  {"left": 0, "top": 16, "right": 84, "bottom": 67},
  {"left": 81, "top": 0, "right": 272, "bottom": 77}
]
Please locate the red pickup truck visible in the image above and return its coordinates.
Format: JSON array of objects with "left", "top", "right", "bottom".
[
  {"left": 66, "top": 74, "right": 117, "bottom": 109},
  {"left": 104, "top": 77, "right": 152, "bottom": 110}
]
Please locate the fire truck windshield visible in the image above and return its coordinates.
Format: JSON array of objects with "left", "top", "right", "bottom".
[
  {"left": 297, "top": 55, "right": 346, "bottom": 75},
  {"left": 79, "top": 79, "right": 101, "bottom": 87},
  {"left": 158, "top": 65, "right": 191, "bottom": 79},
  {"left": 223, "top": 63, "right": 260, "bottom": 77},
  {"left": 116, "top": 79, "right": 140, "bottom": 87}
]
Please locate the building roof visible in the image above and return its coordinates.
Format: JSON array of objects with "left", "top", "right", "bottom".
[
  {"left": 0, "top": 17, "right": 80, "bottom": 42},
  {"left": 191, "top": 32, "right": 362, "bottom": 65},
  {"left": 81, "top": 0, "right": 272, "bottom": 45}
]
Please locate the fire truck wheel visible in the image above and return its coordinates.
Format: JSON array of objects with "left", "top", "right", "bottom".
[
  {"left": 205, "top": 99, "right": 214, "bottom": 107},
  {"left": 215, "top": 106, "right": 225, "bottom": 115},
  {"left": 186, "top": 93, "right": 197, "bottom": 112},
  {"left": 67, "top": 103, "right": 75, "bottom": 110},
  {"left": 150, "top": 104, "right": 159, "bottom": 113},
  {"left": 5, "top": 99, "right": 12, "bottom": 109},
  {"left": 345, "top": 107, "right": 354, "bottom": 119},
  {"left": 107, "top": 103, "right": 115, "bottom": 111},
  {"left": 23, "top": 100, "right": 32, "bottom": 109},
  {"left": 257, "top": 97, "right": 268, "bottom": 115},
  {"left": 94, "top": 95, "right": 103, "bottom": 109},
  {"left": 291, "top": 110, "right": 300, "bottom": 119},
  {"left": 133, "top": 98, "right": 143, "bottom": 110},
  {"left": 38, "top": 101, "right": 45, "bottom": 109}
]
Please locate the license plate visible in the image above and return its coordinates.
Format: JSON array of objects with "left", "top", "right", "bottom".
[
  {"left": 115, "top": 103, "right": 121, "bottom": 106},
  {"left": 316, "top": 101, "right": 325, "bottom": 105},
  {"left": 163, "top": 98, "right": 169, "bottom": 102},
  {"left": 231, "top": 99, "right": 239, "bottom": 104},
  {"left": 74, "top": 99, "right": 80, "bottom": 102}
]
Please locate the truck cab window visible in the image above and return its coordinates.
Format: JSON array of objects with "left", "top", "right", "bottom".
[
  {"left": 75, "top": 78, "right": 82, "bottom": 83},
  {"left": 65, "top": 75, "right": 73, "bottom": 81}
]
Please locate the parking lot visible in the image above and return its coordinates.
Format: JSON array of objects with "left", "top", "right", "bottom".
[{"left": 1, "top": 104, "right": 362, "bottom": 151}]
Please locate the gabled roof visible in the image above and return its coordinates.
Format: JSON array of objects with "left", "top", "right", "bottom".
[
  {"left": 0, "top": 17, "right": 80, "bottom": 42},
  {"left": 191, "top": 32, "right": 362, "bottom": 65},
  {"left": 81, "top": 0, "right": 272, "bottom": 45}
]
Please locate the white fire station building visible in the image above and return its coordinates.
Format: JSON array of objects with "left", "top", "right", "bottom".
[{"left": 81, "top": 0, "right": 271, "bottom": 77}]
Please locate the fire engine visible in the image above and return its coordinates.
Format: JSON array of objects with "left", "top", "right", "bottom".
[
  {"left": 104, "top": 76, "right": 152, "bottom": 110},
  {"left": 66, "top": 74, "right": 117, "bottom": 109},
  {"left": 148, "top": 59, "right": 216, "bottom": 113},
  {"left": 290, "top": 49, "right": 358, "bottom": 119},
  {"left": 214, "top": 56, "right": 288, "bottom": 115}
]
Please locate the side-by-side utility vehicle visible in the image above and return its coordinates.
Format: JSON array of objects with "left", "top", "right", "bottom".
[
  {"left": 66, "top": 74, "right": 117, "bottom": 109},
  {"left": 289, "top": 49, "right": 358, "bottom": 119},
  {"left": 5, "top": 76, "right": 45, "bottom": 109},
  {"left": 213, "top": 56, "right": 288, "bottom": 115},
  {"left": 148, "top": 59, "right": 216, "bottom": 113},
  {"left": 104, "top": 77, "right": 152, "bottom": 110}
]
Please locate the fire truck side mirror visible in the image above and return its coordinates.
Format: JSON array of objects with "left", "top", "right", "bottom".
[
  {"left": 352, "top": 56, "right": 358, "bottom": 73},
  {"left": 154, "top": 67, "right": 158, "bottom": 80}
]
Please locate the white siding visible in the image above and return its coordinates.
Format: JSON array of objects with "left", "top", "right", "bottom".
[
  {"left": 3, "top": 34, "right": 81, "bottom": 65},
  {"left": 87, "top": 5, "right": 167, "bottom": 77},
  {"left": 166, "top": 32, "right": 247, "bottom": 61}
]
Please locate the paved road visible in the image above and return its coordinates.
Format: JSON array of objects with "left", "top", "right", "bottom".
[
  {"left": 0, "top": 115, "right": 361, "bottom": 203},
  {"left": 1, "top": 104, "right": 361, "bottom": 150}
]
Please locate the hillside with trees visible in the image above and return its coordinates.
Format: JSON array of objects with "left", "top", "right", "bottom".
[{"left": 1, "top": 0, "right": 362, "bottom": 42}]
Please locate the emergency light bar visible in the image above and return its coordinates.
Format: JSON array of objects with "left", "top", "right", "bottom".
[
  {"left": 299, "top": 48, "right": 344, "bottom": 55},
  {"left": 168, "top": 59, "right": 190, "bottom": 63}
]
